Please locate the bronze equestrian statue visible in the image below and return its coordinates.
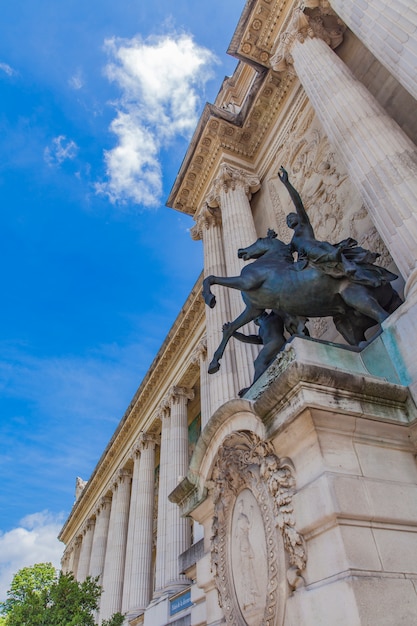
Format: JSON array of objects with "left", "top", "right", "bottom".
[{"left": 202, "top": 167, "right": 402, "bottom": 378}]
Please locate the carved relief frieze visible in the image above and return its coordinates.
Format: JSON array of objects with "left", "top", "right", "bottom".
[{"left": 208, "top": 430, "right": 306, "bottom": 626}]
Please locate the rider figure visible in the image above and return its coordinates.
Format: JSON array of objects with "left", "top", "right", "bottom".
[
  {"left": 278, "top": 166, "right": 357, "bottom": 278},
  {"left": 278, "top": 166, "right": 397, "bottom": 288}
]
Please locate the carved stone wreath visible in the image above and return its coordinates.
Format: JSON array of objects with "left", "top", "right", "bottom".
[{"left": 208, "top": 431, "right": 306, "bottom": 626}]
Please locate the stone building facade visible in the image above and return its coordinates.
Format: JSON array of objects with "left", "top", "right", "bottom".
[{"left": 59, "top": 1, "right": 417, "bottom": 624}]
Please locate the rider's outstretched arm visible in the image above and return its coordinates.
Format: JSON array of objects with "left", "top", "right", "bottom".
[{"left": 278, "top": 166, "right": 311, "bottom": 228}]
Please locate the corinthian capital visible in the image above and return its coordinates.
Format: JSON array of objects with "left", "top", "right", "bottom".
[
  {"left": 270, "top": 4, "right": 345, "bottom": 73},
  {"left": 138, "top": 431, "right": 160, "bottom": 451},
  {"left": 190, "top": 205, "right": 222, "bottom": 241},
  {"left": 191, "top": 336, "right": 208, "bottom": 365},
  {"left": 166, "top": 385, "right": 195, "bottom": 406},
  {"left": 206, "top": 163, "right": 260, "bottom": 208}
]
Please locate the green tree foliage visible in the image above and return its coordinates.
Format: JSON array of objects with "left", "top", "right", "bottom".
[
  {"left": 1, "top": 564, "right": 124, "bottom": 626},
  {"left": 1, "top": 562, "right": 56, "bottom": 614}
]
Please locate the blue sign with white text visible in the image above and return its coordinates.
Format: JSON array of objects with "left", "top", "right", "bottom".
[{"left": 170, "top": 589, "right": 192, "bottom": 616}]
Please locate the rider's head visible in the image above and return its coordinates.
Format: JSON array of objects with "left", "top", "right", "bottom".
[{"left": 286, "top": 212, "right": 299, "bottom": 229}]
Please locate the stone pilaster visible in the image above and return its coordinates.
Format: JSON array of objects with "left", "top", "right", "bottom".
[
  {"left": 271, "top": 5, "right": 417, "bottom": 293},
  {"left": 76, "top": 517, "right": 95, "bottom": 582},
  {"left": 124, "top": 432, "right": 159, "bottom": 617},
  {"left": 88, "top": 495, "right": 112, "bottom": 580},
  {"left": 165, "top": 386, "right": 194, "bottom": 589},
  {"left": 191, "top": 337, "right": 211, "bottom": 428},
  {"left": 191, "top": 206, "right": 239, "bottom": 407},
  {"left": 328, "top": 0, "right": 417, "bottom": 102},
  {"left": 154, "top": 403, "right": 171, "bottom": 594},
  {"left": 207, "top": 165, "right": 261, "bottom": 391},
  {"left": 100, "top": 469, "right": 132, "bottom": 621}
]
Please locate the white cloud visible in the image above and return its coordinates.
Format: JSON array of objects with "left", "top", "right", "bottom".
[
  {"left": 68, "top": 70, "right": 85, "bottom": 90},
  {"left": 96, "top": 33, "right": 218, "bottom": 207},
  {"left": 0, "top": 62, "right": 16, "bottom": 77},
  {"left": 0, "top": 511, "right": 64, "bottom": 602},
  {"left": 44, "top": 135, "right": 79, "bottom": 167}
]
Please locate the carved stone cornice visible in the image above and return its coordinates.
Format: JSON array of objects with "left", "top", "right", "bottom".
[
  {"left": 167, "top": 70, "right": 295, "bottom": 215},
  {"left": 206, "top": 163, "right": 261, "bottom": 208},
  {"left": 270, "top": 3, "right": 346, "bottom": 74},
  {"left": 190, "top": 205, "right": 222, "bottom": 241}
]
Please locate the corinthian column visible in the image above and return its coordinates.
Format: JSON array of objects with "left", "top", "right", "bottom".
[
  {"left": 165, "top": 386, "right": 194, "bottom": 589},
  {"left": 191, "top": 337, "right": 211, "bottom": 428},
  {"left": 271, "top": 5, "right": 417, "bottom": 292},
  {"left": 76, "top": 518, "right": 95, "bottom": 582},
  {"left": 207, "top": 164, "right": 261, "bottom": 391},
  {"left": 191, "top": 207, "right": 238, "bottom": 407},
  {"left": 154, "top": 403, "right": 171, "bottom": 594},
  {"left": 124, "top": 432, "right": 159, "bottom": 617},
  {"left": 328, "top": 0, "right": 417, "bottom": 102},
  {"left": 89, "top": 495, "right": 112, "bottom": 580},
  {"left": 71, "top": 536, "right": 82, "bottom": 579},
  {"left": 100, "top": 469, "right": 132, "bottom": 621}
]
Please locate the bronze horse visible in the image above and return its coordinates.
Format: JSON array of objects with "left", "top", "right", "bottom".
[{"left": 202, "top": 230, "right": 402, "bottom": 374}]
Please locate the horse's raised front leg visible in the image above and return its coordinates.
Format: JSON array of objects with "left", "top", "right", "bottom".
[
  {"left": 208, "top": 306, "right": 263, "bottom": 374},
  {"left": 202, "top": 274, "right": 263, "bottom": 309}
]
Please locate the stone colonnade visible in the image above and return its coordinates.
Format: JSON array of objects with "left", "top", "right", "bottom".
[{"left": 62, "top": 385, "right": 196, "bottom": 623}]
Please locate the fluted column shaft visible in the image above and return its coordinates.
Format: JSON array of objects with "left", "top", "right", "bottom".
[
  {"left": 272, "top": 7, "right": 417, "bottom": 291},
  {"left": 191, "top": 338, "right": 211, "bottom": 428},
  {"left": 192, "top": 208, "right": 238, "bottom": 408},
  {"left": 329, "top": 0, "right": 417, "bottom": 101},
  {"left": 154, "top": 407, "right": 171, "bottom": 593},
  {"left": 125, "top": 433, "right": 158, "bottom": 614},
  {"left": 293, "top": 36, "right": 417, "bottom": 286},
  {"left": 121, "top": 446, "right": 141, "bottom": 613},
  {"left": 100, "top": 469, "right": 132, "bottom": 621},
  {"left": 71, "top": 537, "right": 82, "bottom": 579},
  {"left": 76, "top": 518, "right": 95, "bottom": 581},
  {"left": 165, "top": 386, "right": 194, "bottom": 588},
  {"left": 207, "top": 165, "right": 261, "bottom": 391},
  {"left": 89, "top": 496, "right": 112, "bottom": 580}
]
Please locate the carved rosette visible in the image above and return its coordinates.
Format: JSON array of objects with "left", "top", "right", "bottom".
[
  {"left": 208, "top": 431, "right": 306, "bottom": 626},
  {"left": 270, "top": 3, "right": 346, "bottom": 74}
]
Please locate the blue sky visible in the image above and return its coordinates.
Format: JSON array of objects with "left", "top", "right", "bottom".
[{"left": 0, "top": 0, "right": 244, "bottom": 598}]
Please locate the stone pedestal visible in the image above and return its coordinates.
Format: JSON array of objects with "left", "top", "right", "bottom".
[{"left": 172, "top": 336, "right": 417, "bottom": 626}]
